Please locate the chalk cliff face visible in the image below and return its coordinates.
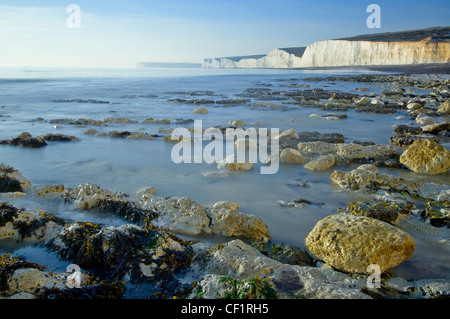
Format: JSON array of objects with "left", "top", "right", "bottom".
[
  {"left": 203, "top": 37, "right": 450, "bottom": 69},
  {"left": 298, "top": 39, "right": 450, "bottom": 67},
  {"left": 203, "top": 49, "right": 302, "bottom": 69}
]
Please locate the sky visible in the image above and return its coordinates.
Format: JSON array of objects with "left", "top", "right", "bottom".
[{"left": 0, "top": 0, "right": 449, "bottom": 68}]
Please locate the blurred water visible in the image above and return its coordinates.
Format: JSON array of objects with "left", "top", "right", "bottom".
[{"left": 0, "top": 67, "right": 449, "bottom": 280}]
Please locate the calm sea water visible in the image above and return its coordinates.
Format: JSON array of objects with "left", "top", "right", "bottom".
[{"left": 0, "top": 67, "right": 449, "bottom": 280}]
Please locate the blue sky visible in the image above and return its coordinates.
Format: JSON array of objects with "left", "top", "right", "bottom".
[{"left": 0, "top": 0, "right": 449, "bottom": 67}]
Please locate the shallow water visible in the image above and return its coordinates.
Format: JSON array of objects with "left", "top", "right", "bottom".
[{"left": 0, "top": 67, "right": 449, "bottom": 281}]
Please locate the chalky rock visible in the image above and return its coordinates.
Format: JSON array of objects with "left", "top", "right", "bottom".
[
  {"left": 305, "top": 214, "right": 415, "bottom": 274},
  {"left": 304, "top": 155, "right": 335, "bottom": 171},
  {"left": 399, "top": 139, "right": 450, "bottom": 174},
  {"left": 280, "top": 148, "right": 308, "bottom": 164}
]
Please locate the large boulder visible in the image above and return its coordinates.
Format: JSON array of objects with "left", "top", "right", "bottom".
[
  {"left": 399, "top": 139, "right": 450, "bottom": 174},
  {"left": 305, "top": 214, "right": 415, "bottom": 274}
]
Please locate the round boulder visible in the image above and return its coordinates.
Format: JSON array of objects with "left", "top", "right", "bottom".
[{"left": 305, "top": 214, "right": 415, "bottom": 274}]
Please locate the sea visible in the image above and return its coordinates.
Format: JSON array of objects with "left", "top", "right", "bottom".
[{"left": 0, "top": 66, "right": 449, "bottom": 281}]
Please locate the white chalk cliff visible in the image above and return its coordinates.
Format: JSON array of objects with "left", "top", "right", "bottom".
[
  {"left": 203, "top": 28, "right": 450, "bottom": 69},
  {"left": 299, "top": 39, "right": 449, "bottom": 67},
  {"left": 203, "top": 49, "right": 303, "bottom": 69}
]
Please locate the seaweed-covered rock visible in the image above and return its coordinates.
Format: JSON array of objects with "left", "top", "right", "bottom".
[
  {"left": 65, "top": 183, "right": 156, "bottom": 224},
  {"left": 1, "top": 132, "right": 47, "bottom": 148},
  {"left": 48, "top": 222, "right": 155, "bottom": 279},
  {"left": 0, "top": 254, "right": 46, "bottom": 294},
  {"left": 49, "top": 118, "right": 106, "bottom": 127},
  {"left": 0, "top": 164, "right": 31, "bottom": 193},
  {"left": 399, "top": 139, "right": 450, "bottom": 174},
  {"left": 305, "top": 214, "right": 415, "bottom": 274},
  {"left": 38, "top": 134, "right": 80, "bottom": 142},
  {"left": 0, "top": 203, "right": 65, "bottom": 241},
  {"left": 0, "top": 254, "right": 124, "bottom": 299},
  {"left": 340, "top": 200, "right": 414, "bottom": 224}
]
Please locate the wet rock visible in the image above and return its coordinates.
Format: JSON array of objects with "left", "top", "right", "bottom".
[
  {"left": 228, "top": 120, "right": 245, "bottom": 126},
  {"left": 305, "top": 214, "right": 415, "bottom": 274},
  {"left": 141, "top": 196, "right": 211, "bottom": 236},
  {"left": 304, "top": 155, "right": 335, "bottom": 172},
  {"left": 217, "top": 155, "right": 254, "bottom": 171},
  {"left": 297, "top": 141, "right": 338, "bottom": 155},
  {"left": 49, "top": 118, "right": 106, "bottom": 127},
  {"left": 355, "top": 96, "right": 370, "bottom": 106},
  {"left": 192, "top": 107, "right": 208, "bottom": 114},
  {"left": 330, "top": 164, "right": 423, "bottom": 194},
  {"left": 250, "top": 102, "right": 283, "bottom": 109},
  {"left": 65, "top": 183, "right": 156, "bottom": 224},
  {"left": 139, "top": 196, "right": 270, "bottom": 242},
  {"left": 126, "top": 132, "right": 157, "bottom": 140},
  {"left": 84, "top": 129, "right": 99, "bottom": 135},
  {"left": 340, "top": 200, "right": 414, "bottom": 224},
  {"left": 0, "top": 254, "right": 46, "bottom": 294},
  {"left": 142, "top": 118, "right": 171, "bottom": 124},
  {"left": 135, "top": 186, "right": 157, "bottom": 198},
  {"left": 48, "top": 222, "right": 155, "bottom": 279},
  {"left": 394, "top": 125, "right": 423, "bottom": 135},
  {"left": 421, "top": 122, "right": 450, "bottom": 135},
  {"left": 202, "top": 171, "right": 229, "bottom": 178},
  {"left": 0, "top": 132, "right": 47, "bottom": 148},
  {"left": 32, "top": 184, "right": 65, "bottom": 199},
  {"left": 407, "top": 102, "right": 424, "bottom": 110},
  {"left": 399, "top": 139, "right": 450, "bottom": 174},
  {"left": 336, "top": 143, "right": 399, "bottom": 161},
  {"left": 280, "top": 148, "right": 308, "bottom": 164},
  {"left": 208, "top": 201, "right": 271, "bottom": 243},
  {"left": 389, "top": 135, "right": 439, "bottom": 147},
  {"left": 416, "top": 115, "right": 436, "bottom": 126},
  {"left": 437, "top": 100, "right": 450, "bottom": 115},
  {"left": 38, "top": 134, "right": 80, "bottom": 142},
  {"left": 255, "top": 242, "right": 313, "bottom": 267},
  {"left": 103, "top": 117, "right": 137, "bottom": 124},
  {"left": 98, "top": 130, "right": 132, "bottom": 138}
]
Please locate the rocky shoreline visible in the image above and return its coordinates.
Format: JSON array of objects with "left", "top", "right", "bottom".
[{"left": 1, "top": 73, "right": 449, "bottom": 299}]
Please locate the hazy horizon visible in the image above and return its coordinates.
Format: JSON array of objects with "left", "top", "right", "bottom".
[{"left": 0, "top": 0, "right": 449, "bottom": 68}]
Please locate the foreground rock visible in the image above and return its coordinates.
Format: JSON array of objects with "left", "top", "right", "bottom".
[
  {"left": 0, "top": 203, "right": 65, "bottom": 242},
  {"left": 399, "top": 139, "right": 450, "bottom": 174},
  {"left": 191, "top": 239, "right": 370, "bottom": 299},
  {"left": 305, "top": 214, "right": 415, "bottom": 274}
]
